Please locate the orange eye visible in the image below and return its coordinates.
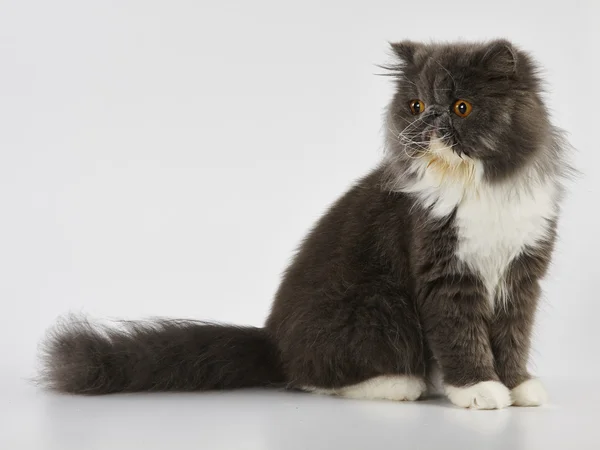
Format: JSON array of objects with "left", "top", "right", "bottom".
[
  {"left": 409, "top": 99, "right": 425, "bottom": 115},
  {"left": 453, "top": 99, "right": 473, "bottom": 118}
]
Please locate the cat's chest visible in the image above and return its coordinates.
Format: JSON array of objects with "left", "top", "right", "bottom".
[{"left": 453, "top": 181, "right": 558, "bottom": 303}]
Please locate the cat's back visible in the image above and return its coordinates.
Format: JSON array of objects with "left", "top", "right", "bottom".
[
  {"left": 271, "top": 166, "right": 414, "bottom": 305},
  {"left": 292, "top": 166, "right": 412, "bottom": 266}
]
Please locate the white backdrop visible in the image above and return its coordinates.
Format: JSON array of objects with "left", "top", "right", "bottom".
[{"left": 1, "top": 1, "right": 598, "bottom": 382}]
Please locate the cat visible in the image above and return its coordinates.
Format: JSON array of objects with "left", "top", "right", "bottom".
[{"left": 38, "top": 39, "right": 572, "bottom": 410}]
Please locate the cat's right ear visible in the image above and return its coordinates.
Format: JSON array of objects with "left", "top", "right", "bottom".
[
  {"left": 389, "top": 41, "right": 424, "bottom": 65},
  {"left": 479, "top": 40, "right": 519, "bottom": 74}
]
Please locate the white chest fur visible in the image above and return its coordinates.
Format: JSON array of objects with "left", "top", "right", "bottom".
[
  {"left": 453, "top": 179, "right": 557, "bottom": 306},
  {"left": 399, "top": 140, "right": 559, "bottom": 307}
]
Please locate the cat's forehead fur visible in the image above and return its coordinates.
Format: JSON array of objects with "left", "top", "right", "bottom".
[
  {"left": 391, "top": 40, "right": 540, "bottom": 104},
  {"left": 393, "top": 40, "right": 521, "bottom": 75}
]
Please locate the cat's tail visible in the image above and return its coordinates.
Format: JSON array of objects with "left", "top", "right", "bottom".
[{"left": 37, "top": 315, "right": 286, "bottom": 395}]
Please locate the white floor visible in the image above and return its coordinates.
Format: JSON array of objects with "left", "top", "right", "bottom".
[{"left": 2, "top": 375, "right": 598, "bottom": 450}]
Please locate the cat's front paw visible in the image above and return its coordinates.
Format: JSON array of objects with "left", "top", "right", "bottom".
[
  {"left": 511, "top": 378, "right": 548, "bottom": 407},
  {"left": 445, "top": 381, "right": 511, "bottom": 410}
]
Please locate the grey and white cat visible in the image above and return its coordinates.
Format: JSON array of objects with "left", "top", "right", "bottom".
[{"left": 39, "top": 39, "right": 571, "bottom": 409}]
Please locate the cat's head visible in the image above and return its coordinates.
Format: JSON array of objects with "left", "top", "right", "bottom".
[{"left": 384, "top": 40, "right": 558, "bottom": 187}]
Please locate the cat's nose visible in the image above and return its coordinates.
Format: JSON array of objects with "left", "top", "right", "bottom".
[{"left": 428, "top": 105, "right": 447, "bottom": 118}]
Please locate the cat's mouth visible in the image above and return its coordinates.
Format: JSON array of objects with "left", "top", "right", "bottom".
[
  {"left": 428, "top": 137, "right": 464, "bottom": 166},
  {"left": 421, "top": 137, "right": 478, "bottom": 186},
  {"left": 426, "top": 130, "right": 468, "bottom": 159},
  {"left": 423, "top": 138, "right": 475, "bottom": 187}
]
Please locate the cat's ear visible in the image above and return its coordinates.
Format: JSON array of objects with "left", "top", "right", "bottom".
[
  {"left": 480, "top": 40, "right": 518, "bottom": 74},
  {"left": 389, "top": 41, "right": 424, "bottom": 65}
]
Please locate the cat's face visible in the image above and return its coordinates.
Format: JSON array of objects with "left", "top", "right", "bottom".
[{"left": 386, "top": 40, "right": 551, "bottom": 183}]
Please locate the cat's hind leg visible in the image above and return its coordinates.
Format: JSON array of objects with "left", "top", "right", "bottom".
[
  {"left": 279, "top": 279, "right": 427, "bottom": 402},
  {"left": 304, "top": 375, "right": 426, "bottom": 401}
]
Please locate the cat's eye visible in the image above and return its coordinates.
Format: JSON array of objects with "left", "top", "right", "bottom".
[
  {"left": 409, "top": 99, "right": 425, "bottom": 115},
  {"left": 453, "top": 100, "right": 473, "bottom": 118}
]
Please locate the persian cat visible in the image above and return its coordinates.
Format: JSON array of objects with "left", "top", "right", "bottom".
[{"left": 39, "top": 40, "right": 571, "bottom": 410}]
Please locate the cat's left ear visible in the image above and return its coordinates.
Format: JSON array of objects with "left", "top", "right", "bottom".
[
  {"left": 389, "top": 41, "right": 425, "bottom": 66},
  {"left": 480, "top": 40, "right": 519, "bottom": 74}
]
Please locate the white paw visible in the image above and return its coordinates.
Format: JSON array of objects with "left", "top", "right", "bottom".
[
  {"left": 445, "top": 381, "right": 511, "bottom": 410},
  {"left": 304, "top": 375, "right": 426, "bottom": 401},
  {"left": 511, "top": 378, "right": 548, "bottom": 407}
]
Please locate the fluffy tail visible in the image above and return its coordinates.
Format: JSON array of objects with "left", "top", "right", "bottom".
[{"left": 38, "top": 316, "right": 285, "bottom": 395}]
